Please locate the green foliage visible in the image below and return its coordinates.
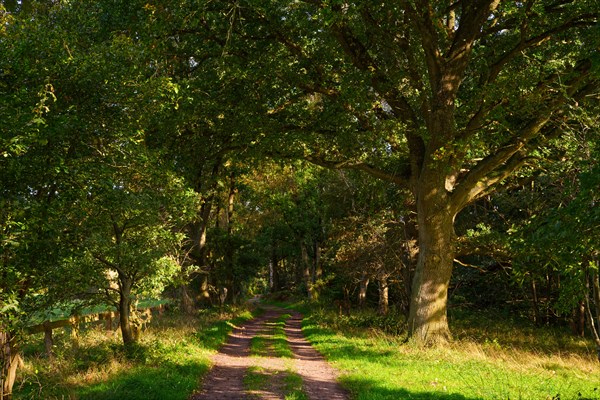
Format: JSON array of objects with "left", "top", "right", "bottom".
[
  {"left": 310, "top": 306, "right": 407, "bottom": 337},
  {"left": 250, "top": 312, "right": 294, "bottom": 358},
  {"left": 244, "top": 366, "right": 308, "bottom": 400}
]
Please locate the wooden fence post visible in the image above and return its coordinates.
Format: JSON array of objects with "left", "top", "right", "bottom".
[{"left": 42, "top": 321, "right": 54, "bottom": 359}]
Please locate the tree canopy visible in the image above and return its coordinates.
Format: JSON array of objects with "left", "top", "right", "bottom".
[{"left": 1, "top": 0, "right": 599, "bottom": 377}]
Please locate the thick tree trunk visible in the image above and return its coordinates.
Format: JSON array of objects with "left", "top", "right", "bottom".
[
  {"left": 1, "top": 331, "right": 22, "bottom": 400},
  {"left": 408, "top": 182, "right": 455, "bottom": 345},
  {"left": 118, "top": 277, "right": 135, "bottom": 346}
]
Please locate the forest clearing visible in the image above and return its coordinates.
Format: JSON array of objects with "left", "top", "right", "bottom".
[{"left": 1, "top": 0, "right": 599, "bottom": 399}]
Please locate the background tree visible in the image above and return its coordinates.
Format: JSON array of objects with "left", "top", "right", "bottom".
[{"left": 1, "top": 0, "right": 193, "bottom": 391}]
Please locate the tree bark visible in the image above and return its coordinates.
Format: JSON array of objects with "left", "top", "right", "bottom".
[
  {"left": 408, "top": 178, "right": 455, "bottom": 345},
  {"left": 358, "top": 271, "right": 369, "bottom": 307},
  {"left": 531, "top": 279, "right": 540, "bottom": 325},
  {"left": 199, "top": 273, "right": 211, "bottom": 305},
  {"left": 584, "top": 270, "right": 600, "bottom": 361},
  {"left": 1, "top": 330, "right": 22, "bottom": 400},
  {"left": 310, "top": 240, "right": 322, "bottom": 300},
  {"left": 301, "top": 241, "right": 313, "bottom": 300},
  {"left": 571, "top": 300, "right": 585, "bottom": 337},
  {"left": 180, "top": 284, "right": 195, "bottom": 315},
  {"left": 400, "top": 208, "right": 419, "bottom": 316},
  {"left": 43, "top": 321, "right": 54, "bottom": 359},
  {"left": 118, "top": 276, "right": 135, "bottom": 346},
  {"left": 269, "top": 245, "right": 280, "bottom": 293},
  {"left": 378, "top": 275, "right": 389, "bottom": 316}
]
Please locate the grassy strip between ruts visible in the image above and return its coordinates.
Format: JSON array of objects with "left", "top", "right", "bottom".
[
  {"left": 250, "top": 311, "right": 294, "bottom": 359},
  {"left": 246, "top": 311, "right": 308, "bottom": 399},
  {"left": 298, "top": 306, "right": 600, "bottom": 400},
  {"left": 14, "top": 306, "right": 256, "bottom": 400},
  {"left": 244, "top": 365, "right": 308, "bottom": 400}
]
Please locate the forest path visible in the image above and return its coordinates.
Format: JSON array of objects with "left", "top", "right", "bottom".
[{"left": 189, "top": 304, "right": 348, "bottom": 400}]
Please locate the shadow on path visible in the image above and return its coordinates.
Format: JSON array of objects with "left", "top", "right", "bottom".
[{"left": 189, "top": 305, "right": 349, "bottom": 400}]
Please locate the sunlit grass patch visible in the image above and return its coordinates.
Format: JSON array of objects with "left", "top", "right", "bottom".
[
  {"left": 302, "top": 307, "right": 600, "bottom": 400},
  {"left": 244, "top": 366, "right": 271, "bottom": 391},
  {"left": 249, "top": 312, "right": 294, "bottom": 359},
  {"left": 244, "top": 366, "right": 307, "bottom": 400},
  {"left": 250, "top": 334, "right": 270, "bottom": 357},
  {"left": 282, "top": 371, "right": 307, "bottom": 400}
]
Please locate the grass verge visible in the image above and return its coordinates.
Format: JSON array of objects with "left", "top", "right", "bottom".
[
  {"left": 14, "top": 305, "right": 255, "bottom": 400},
  {"left": 301, "top": 306, "right": 600, "bottom": 400}
]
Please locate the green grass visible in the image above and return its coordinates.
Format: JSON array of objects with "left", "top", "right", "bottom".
[
  {"left": 244, "top": 366, "right": 308, "bottom": 400},
  {"left": 245, "top": 310, "right": 307, "bottom": 399},
  {"left": 249, "top": 312, "right": 293, "bottom": 358},
  {"left": 301, "top": 306, "right": 600, "bottom": 400},
  {"left": 244, "top": 366, "right": 272, "bottom": 392},
  {"left": 282, "top": 371, "right": 308, "bottom": 400},
  {"left": 14, "top": 305, "right": 255, "bottom": 400}
]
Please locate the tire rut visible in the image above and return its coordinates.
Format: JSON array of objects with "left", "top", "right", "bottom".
[{"left": 189, "top": 305, "right": 348, "bottom": 400}]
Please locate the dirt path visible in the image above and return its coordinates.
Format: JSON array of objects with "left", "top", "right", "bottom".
[{"left": 189, "top": 305, "right": 348, "bottom": 400}]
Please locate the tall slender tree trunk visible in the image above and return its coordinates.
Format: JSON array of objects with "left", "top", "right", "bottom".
[
  {"left": 378, "top": 274, "right": 389, "bottom": 316},
  {"left": 269, "top": 244, "right": 280, "bottom": 293},
  {"left": 584, "top": 268, "right": 600, "bottom": 361},
  {"left": 531, "top": 279, "right": 541, "bottom": 325},
  {"left": 571, "top": 300, "right": 585, "bottom": 337},
  {"left": 223, "top": 173, "right": 237, "bottom": 304},
  {"left": 301, "top": 241, "right": 312, "bottom": 300},
  {"left": 358, "top": 271, "right": 369, "bottom": 307},
  {"left": 408, "top": 178, "right": 455, "bottom": 345},
  {"left": 310, "top": 240, "right": 322, "bottom": 300}
]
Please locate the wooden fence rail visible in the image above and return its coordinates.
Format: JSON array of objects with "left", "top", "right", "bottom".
[{"left": 27, "top": 304, "right": 165, "bottom": 358}]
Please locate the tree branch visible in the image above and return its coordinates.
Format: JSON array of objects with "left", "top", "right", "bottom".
[
  {"left": 93, "top": 254, "right": 127, "bottom": 278},
  {"left": 483, "top": 13, "right": 598, "bottom": 86},
  {"left": 304, "top": 155, "right": 409, "bottom": 186}
]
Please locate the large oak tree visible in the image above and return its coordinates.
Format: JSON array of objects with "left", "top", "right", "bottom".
[{"left": 208, "top": 0, "right": 600, "bottom": 343}]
